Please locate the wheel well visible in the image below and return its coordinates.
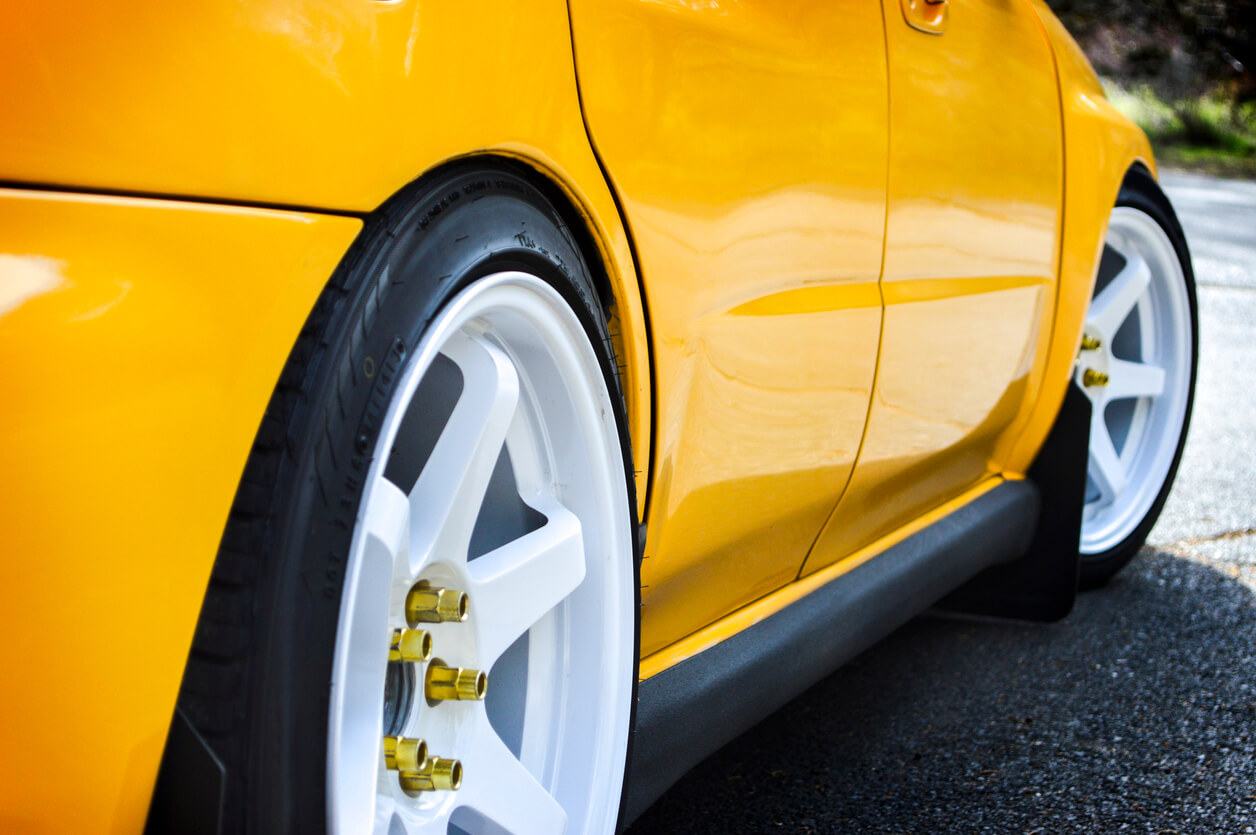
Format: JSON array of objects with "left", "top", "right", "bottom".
[
  {"left": 499, "top": 157, "right": 620, "bottom": 325},
  {"left": 149, "top": 154, "right": 643, "bottom": 831},
  {"left": 425, "top": 154, "right": 651, "bottom": 525},
  {"left": 388, "top": 154, "right": 643, "bottom": 455},
  {"left": 396, "top": 155, "right": 621, "bottom": 334}
]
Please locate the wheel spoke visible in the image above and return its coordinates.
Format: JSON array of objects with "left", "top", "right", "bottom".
[
  {"left": 332, "top": 275, "right": 636, "bottom": 835},
  {"left": 468, "top": 502, "right": 585, "bottom": 665},
  {"left": 1088, "top": 413, "right": 1127, "bottom": 504},
  {"left": 371, "top": 794, "right": 398, "bottom": 835},
  {"left": 459, "top": 711, "right": 567, "bottom": 835},
  {"left": 362, "top": 476, "right": 411, "bottom": 565},
  {"left": 1089, "top": 253, "right": 1151, "bottom": 339},
  {"left": 389, "top": 806, "right": 451, "bottom": 835},
  {"left": 410, "top": 331, "right": 520, "bottom": 570},
  {"left": 1107, "top": 358, "right": 1165, "bottom": 400}
]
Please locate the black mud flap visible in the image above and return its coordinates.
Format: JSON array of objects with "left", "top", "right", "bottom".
[{"left": 938, "top": 381, "right": 1091, "bottom": 621}]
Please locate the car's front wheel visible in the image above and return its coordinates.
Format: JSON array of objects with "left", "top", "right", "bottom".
[
  {"left": 1076, "top": 167, "right": 1198, "bottom": 587},
  {"left": 164, "top": 164, "right": 639, "bottom": 834}
]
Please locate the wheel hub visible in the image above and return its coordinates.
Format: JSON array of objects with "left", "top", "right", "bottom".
[{"left": 377, "top": 581, "right": 484, "bottom": 799}]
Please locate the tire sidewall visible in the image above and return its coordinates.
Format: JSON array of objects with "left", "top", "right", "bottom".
[{"left": 250, "top": 163, "right": 641, "bottom": 831}]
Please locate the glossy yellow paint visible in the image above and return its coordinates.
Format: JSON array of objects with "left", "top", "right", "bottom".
[
  {"left": 1002, "top": 1, "right": 1158, "bottom": 471},
  {"left": 0, "top": 6, "right": 659, "bottom": 830},
  {"left": 802, "top": 0, "right": 1064, "bottom": 575},
  {"left": 0, "top": 0, "right": 652, "bottom": 506},
  {"left": 0, "top": 190, "right": 359, "bottom": 833},
  {"left": 899, "top": 0, "right": 950, "bottom": 34},
  {"left": 640, "top": 477, "right": 1009, "bottom": 679},
  {"left": 634, "top": 1, "right": 1156, "bottom": 678},
  {"left": 0, "top": 0, "right": 1161, "bottom": 827},
  {"left": 567, "top": 0, "right": 890, "bottom": 656}
]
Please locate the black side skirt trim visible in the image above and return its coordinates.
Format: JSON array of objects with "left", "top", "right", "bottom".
[{"left": 624, "top": 479, "right": 1041, "bottom": 822}]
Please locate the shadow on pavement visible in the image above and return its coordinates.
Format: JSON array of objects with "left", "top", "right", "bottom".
[{"left": 628, "top": 550, "right": 1256, "bottom": 833}]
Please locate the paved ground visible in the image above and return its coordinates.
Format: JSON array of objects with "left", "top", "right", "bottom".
[{"left": 628, "top": 172, "right": 1256, "bottom": 834}]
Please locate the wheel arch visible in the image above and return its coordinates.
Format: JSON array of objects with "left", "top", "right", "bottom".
[{"left": 147, "top": 152, "right": 653, "bottom": 831}]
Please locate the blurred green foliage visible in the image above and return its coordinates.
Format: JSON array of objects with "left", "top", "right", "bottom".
[
  {"left": 1047, "top": 0, "right": 1255, "bottom": 173},
  {"left": 1106, "top": 82, "right": 1256, "bottom": 175}
]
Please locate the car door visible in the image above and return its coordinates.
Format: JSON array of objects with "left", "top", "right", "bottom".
[
  {"left": 803, "top": 0, "right": 1064, "bottom": 574},
  {"left": 567, "top": 0, "right": 889, "bottom": 656}
]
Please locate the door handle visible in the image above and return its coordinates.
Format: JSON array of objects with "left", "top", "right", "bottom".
[{"left": 899, "top": 0, "right": 949, "bottom": 34}]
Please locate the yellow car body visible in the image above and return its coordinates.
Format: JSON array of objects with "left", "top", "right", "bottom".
[{"left": 0, "top": 0, "right": 1152, "bottom": 830}]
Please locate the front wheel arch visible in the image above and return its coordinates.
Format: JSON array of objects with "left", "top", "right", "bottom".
[{"left": 1075, "top": 165, "right": 1199, "bottom": 587}]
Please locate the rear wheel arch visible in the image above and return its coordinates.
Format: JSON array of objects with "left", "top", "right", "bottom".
[
  {"left": 147, "top": 156, "right": 649, "bottom": 832},
  {"left": 469, "top": 153, "right": 653, "bottom": 516}
]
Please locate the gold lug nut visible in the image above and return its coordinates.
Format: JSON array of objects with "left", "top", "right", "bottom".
[
  {"left": 1080, "top": 334, "right": 1102, "bottom": 351},
  {"left": 399, "top": 757, "right": 463, "bottom": 795},
  {"left": 382, "top": 736, "right": 428, "bottom": 772},
  {"left": 425, "top": 662, "right": 488, "bottom": 702},
  {"left": 389, "top": 628, "right": 433, "bottom": 663},
  {"left": 406, "top": 581, "right": 469, "bottom": 625},
  {"left": 1082, "top": 368, "right": 1109, "bottom": 388}
]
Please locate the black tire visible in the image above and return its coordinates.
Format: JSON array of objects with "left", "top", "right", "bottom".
[
  {"left": 153, "top": 161, "right": 641, "bottom": 832},
  {"left": 1079, "top": 166, "right": 1198, "bottom": 588}
]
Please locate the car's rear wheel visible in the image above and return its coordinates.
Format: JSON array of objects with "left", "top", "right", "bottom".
[
  {"left": 162, "top": 164, "right": 639, "bottom": 834},
  {"left": 332, "top": 271, "right": 636, "bottom": 835},
  {"left": 1077, "top": 168, "right": 1198, "bottom": 587}
]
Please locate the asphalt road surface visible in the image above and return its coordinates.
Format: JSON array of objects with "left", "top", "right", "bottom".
[{"left": 628, "top": 172, "right": 1256, "bottom": 834}]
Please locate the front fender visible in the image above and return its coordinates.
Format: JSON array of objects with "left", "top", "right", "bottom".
[{"left": 1004, "top": 1, "right": 1157, "bottom": 472}]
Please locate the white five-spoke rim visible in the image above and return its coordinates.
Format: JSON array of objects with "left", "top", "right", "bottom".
[
  {"left": 328, "top": 272, "right": 634, "bottom": 834},
  {"left": 1078, "top": 207, "right": 1192, "bottom": 555}
]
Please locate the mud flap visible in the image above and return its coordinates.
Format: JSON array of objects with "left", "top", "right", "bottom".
[{"left": 938, "top": 382, "right": 1091, "bottom": 621}]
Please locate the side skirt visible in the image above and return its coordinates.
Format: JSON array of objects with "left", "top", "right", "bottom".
[{"left": 623, "top": 479, "right": 1041, "bottom": 822}]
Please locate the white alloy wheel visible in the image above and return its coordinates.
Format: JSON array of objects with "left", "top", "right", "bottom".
[
  {"left": 327, "top": 272, "right": 636, "bottom": 834},
  {"left": 1077, "top": 207, "right": 1193, "bottom": 555}
]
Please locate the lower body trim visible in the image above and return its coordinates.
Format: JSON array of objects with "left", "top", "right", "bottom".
[{"left": 625, "top": 479, "right": 1041, "bottom": 821}]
